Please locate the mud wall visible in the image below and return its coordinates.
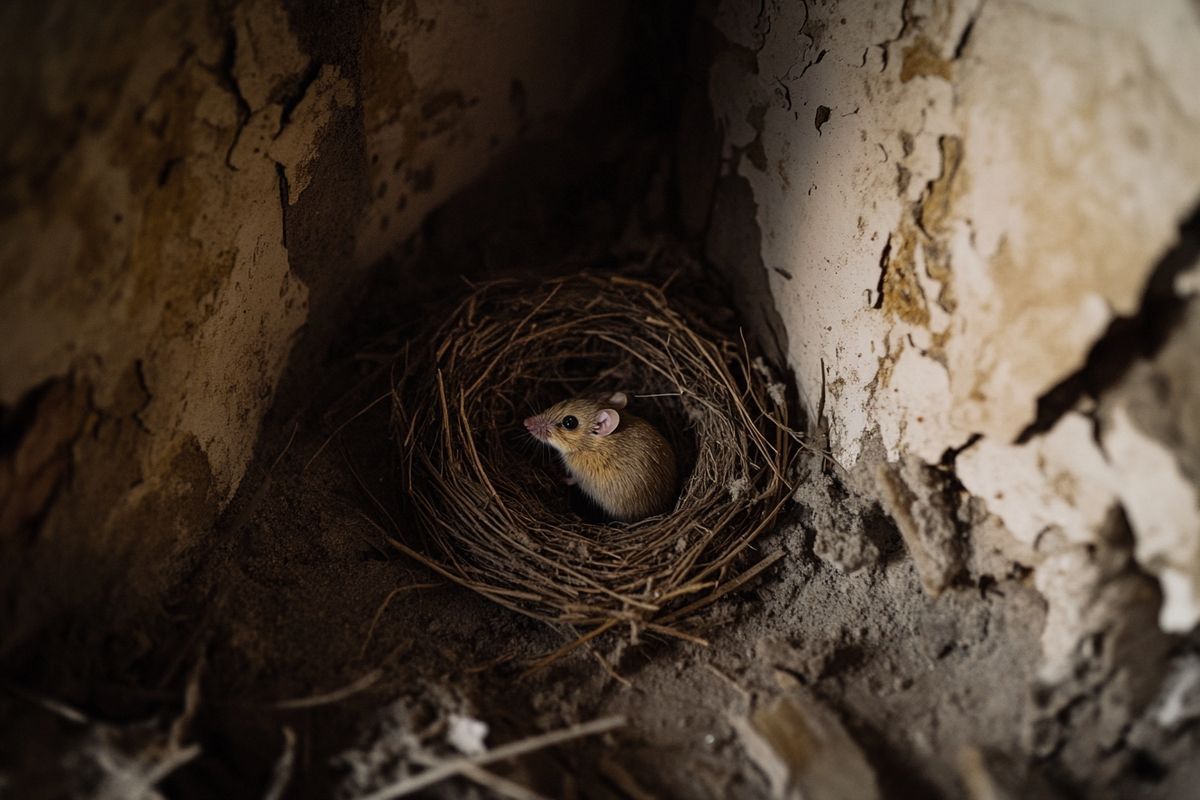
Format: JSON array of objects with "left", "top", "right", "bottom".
[
  {"left": 0, "top": 0, "right": 627, "bottom": 651},
  {"left": 696, "top": 0, "right": 1200, "bottom": 761}
]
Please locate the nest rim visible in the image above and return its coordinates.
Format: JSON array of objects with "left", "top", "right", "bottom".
[{"left": 391, "top": 262, "right": 801, "bottom": 639}]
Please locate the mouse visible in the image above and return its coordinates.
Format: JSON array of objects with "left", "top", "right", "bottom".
[{"left": 523, "top": 391, "right": 678, "bottom": 522}]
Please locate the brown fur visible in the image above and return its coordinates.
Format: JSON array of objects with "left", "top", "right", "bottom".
[{"left": 527, "top": 398, "right": 677, "bottom": 522}]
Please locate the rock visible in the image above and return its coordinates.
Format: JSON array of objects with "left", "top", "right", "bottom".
[
  {"left": 957, "top": 747, "right": 1058, "bottom": 800},
  {"left": 446, "top": 714, "right": 489, "bottom": 756},
  {"left": 873, "top": 456, "right": 963, "bottom": 596},
  {"left": 733, "top": 693, "right": 879, "bottom": 800}
]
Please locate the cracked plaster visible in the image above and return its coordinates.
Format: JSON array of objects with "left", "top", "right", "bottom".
[
  {"left": 705, "top": 0, "right": 1200, "bottom": 645},
  {"left": 0, "top": 0, "right": 626, "bottom": 644}
]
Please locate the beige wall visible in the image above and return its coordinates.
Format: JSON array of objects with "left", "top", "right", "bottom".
[
  {"left": 0, "top": 0, "right": 626, "bottom": 648},
  {"left": 703, "top": 0, "right": 1200, "bottom": 676}
]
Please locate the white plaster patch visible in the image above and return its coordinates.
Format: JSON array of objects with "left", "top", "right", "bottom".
[
  {"left": 950, "top": 0, "right": 1200, "bottom": 442},
  {"left": 1034, "top": 544, "right": 1104, "bottom": 684},
  {"left": 705, "top": 0, "right": 1200, "bottom": 698},
  {"left": 949, "top": 292, "right": 1111, "bottom": 446},
  {"left": 710, "top": 0, "right": 1200, "bottom": 473},
  {"left": 1103, "top": 405, "right": 1200, "bottom": 632},
  {"left": 955, "top": 413, "right": 1116, "bottom": 548},
  {"left": 876, "top": 341, "right": 954, "bottom": 464},
  {"left": 721, "top": 0, "right": 959, "bottom": 467}
]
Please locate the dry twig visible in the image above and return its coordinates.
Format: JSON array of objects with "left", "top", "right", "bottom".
[
  {"left": 262, "top": 726, "right": 296, "bottom": 800},
  {"left": 274, "top": 670, "right": 382, "bottom": 711},
  {"left": 356, "top": 716, "right": 625, "bottom": 800}
]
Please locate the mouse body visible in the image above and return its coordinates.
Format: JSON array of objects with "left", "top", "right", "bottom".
[{"left": 523, "top": 392, "right": 677, "bottom": 522}]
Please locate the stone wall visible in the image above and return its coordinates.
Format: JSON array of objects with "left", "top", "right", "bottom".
[
  {"left": 696, "top": 0, "right": 1200, "bottom": 752},
  {"left": 0, "top": 0, "right": 627, "bottom": 651}
]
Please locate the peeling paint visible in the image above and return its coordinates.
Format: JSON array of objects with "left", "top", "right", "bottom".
[
  {"left": 900, "top": 35, "right": 952, "bottom": 83},
  {"left": 879, "top": 227, "right": 931, "bottom": 325},
  {"left": 704, "top": 0, "right": 1200, "bottom": 696}
]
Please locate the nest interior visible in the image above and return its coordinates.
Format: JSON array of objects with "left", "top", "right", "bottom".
[{"left": 391, "top": 255, "right": 800, "bottom": 639}]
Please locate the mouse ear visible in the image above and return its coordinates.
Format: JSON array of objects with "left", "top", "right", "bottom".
[{"left": 592, "top": 409, "right": 620, "bottom": 436}]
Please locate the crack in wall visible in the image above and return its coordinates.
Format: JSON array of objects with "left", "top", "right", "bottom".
[
  {"left": 209, "top": 26, "right": 253, "bottom": 172},
  {"left": 873, "top": 235, "right": 890, "bottom": 310},
  {"left": 275, "top": 162, "right": 290, "bottom": 248},
  {"left": 1017, "top": 201, "right": 1200, "bottom": 444},
  {"left": 131, "top": 359, "right": 153, "bottom": 434},
  {"left": 797, "top": 48, "right": 826, "bottom": 81},
  {"left": 752, "top": 0, "right": 773, "bottom": 52},
  {"left": 274, "top": 58, "right": 321, "bottom": 137},
  {"left": 875, "top": 134, "right": 965, "bottom": 335},
  {"left": 952, "top": 1, "right": 984, "bottom": 60},
  {"left": 874, "top": 0, "right": 915, "bottom": 71}
]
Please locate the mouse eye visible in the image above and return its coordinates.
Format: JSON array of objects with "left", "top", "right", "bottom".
[{"left": 561, "top": 415, "right": 578, "bottom": 430}]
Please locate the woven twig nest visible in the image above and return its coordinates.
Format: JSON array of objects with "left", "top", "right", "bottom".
[{"left": 391, "top": 265, "right": 798, "bottom": 640}]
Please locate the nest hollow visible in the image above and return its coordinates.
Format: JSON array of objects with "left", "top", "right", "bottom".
[{"left": 391, "top": 263, "right": 799, "bottom": 639}]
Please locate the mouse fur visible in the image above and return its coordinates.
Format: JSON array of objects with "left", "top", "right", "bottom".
[{"left": 523, "top": 393, "right": 677, "bottom": 522}]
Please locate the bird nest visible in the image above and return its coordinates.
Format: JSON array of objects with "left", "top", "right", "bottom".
[{"left": 390, "top": 263, "right": 799, "bottom": 644}]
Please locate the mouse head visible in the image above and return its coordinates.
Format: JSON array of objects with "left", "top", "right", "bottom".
[{"left": 523, "top": 392, "right": 627, "bottom": 455}]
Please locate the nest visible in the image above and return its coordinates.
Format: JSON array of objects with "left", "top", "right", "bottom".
[{"left": 391, "top": 262, "right": 799, "bottom": 642}]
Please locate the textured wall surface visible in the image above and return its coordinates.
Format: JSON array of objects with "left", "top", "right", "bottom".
[
  {"left": 0, "top": 0, "right": 625, "bottom": 649},
  {"left": 702, "top": 0, "right": 1200, "bottom": 691}
]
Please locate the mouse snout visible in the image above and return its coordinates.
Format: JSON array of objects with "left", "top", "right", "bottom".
[{"left": 524, "top": 416, "right": 550, "bottom": 440}]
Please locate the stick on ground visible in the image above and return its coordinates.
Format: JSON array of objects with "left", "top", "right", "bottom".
[{"left": 356, "top": 715, "right": 626, "bottom": 800}]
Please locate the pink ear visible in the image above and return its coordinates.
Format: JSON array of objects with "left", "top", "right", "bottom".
[{"left": 593, "top": 409, "right": 620, "bottom": 436}]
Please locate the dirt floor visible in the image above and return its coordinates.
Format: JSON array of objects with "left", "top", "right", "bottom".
[
  {"left": 4, "top": 68, "right": 1200, "bottom": 800},
  {"left": 4, "top": 244, "right": 1200, "bottom": 798},
  {"left": 0, "top": 333, "right": 1045, "bottom": 799}
]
